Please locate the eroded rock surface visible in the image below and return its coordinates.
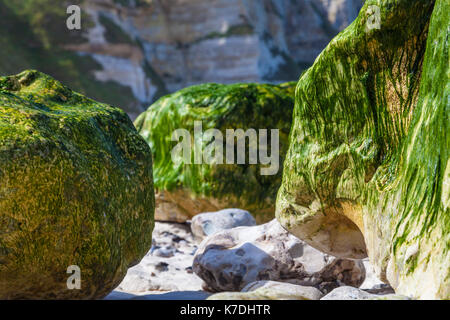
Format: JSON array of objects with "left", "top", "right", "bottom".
[
  {"left": 321, "top": 286, "right": 410, "bottom": 300},
  {"left": 191, "top": 209, "right": 256, "bottom": 240},
  {"left": 193, "top": 220, "right": 365, "bottom": 292},
  {"left": 0, "top": 0, "right": 364, "bottom": 118},
  {"left": 276, "top": 0, "right": 449, "bottom": 299},
  {"left": 208, "top": 281, "right": 324, "bottom": 300}
]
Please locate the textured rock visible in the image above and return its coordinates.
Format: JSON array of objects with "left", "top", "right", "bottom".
[
  {"left": 321, "top": 286, "right": 410, "bottom": 300},
  {"left": 0, "top": 0, "right": 363, "bottom": 118},
  {"left": 360, "top": 259, "right": 394, "bottom": 295},
  {"left": 105, "top": 290, "right": 211, "bottom": 301},
  {"left": 0, "top": 70, "right": 155, "bottom": 299},
  {"left": 276, "top": 0, "right": 449, "bottom": 299},
  {"left": 191, "top": 209, "right": 256, "bottom": 240},
  {"left": 208, "top": 281, "right": 323, "bottom": 300},
  {"left": 135, "top": 82, "right": 296, "bottom": 223},
  {"left": 115, "top": 222, "right": 204, "bottom": 293},
  {"left": 193, "top": 219, "right": 365, "bottom": 292}
]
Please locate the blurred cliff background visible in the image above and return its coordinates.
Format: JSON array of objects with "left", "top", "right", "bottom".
[{"left": 0, "top": 0, "right": 364, "bottom": 119}]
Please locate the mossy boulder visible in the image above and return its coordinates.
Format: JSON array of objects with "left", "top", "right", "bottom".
[
  {"left": 134, "top": 82, "right": 295, "bottom": 223},
  {"left": 276, "top": 0, "right": 448, "bottom": 299},
  {"left": 0, "top": 70, "right": 155, "bottom": 299}
]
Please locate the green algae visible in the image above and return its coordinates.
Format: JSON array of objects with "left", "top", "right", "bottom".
[
  {"left": 276, "top": 0, "right": 448, "bottom": 299},
  {"left": 0, "top": 70, "right": 155, "bottom": 299},
  {"left": 135, "top": 82, "right": 296, "bottom": 220}
]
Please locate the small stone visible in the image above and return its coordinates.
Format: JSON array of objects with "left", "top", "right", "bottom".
[
  {"left": 191, "top": 209, "right": 256, "bottom": 240},
  {"left": 321, "top": 286, "right": 411, "bottom": 300}
]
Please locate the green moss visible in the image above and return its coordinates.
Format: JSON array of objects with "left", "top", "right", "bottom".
[
  {"left": 0, "top": 70, "right": 155, "bottom": 299},
  {"left": 135, "top": 82, "right": 296, "bottom": 220},
  {"left": 276, "top": 0, "right": 448, "bottom": 299}
]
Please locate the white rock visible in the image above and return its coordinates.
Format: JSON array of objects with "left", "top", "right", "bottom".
[
  {"left": 105, "top": 290, "right": 211, "bottom": 301},
  {"left": 321, "top": 286, "right": 410, "bottom": 300},
  {"left": 359, "top": 258, "right": 395, "bottom": 295},
  {"left": 68, "top": 1, "right": 363, "bottom": 119},
  {"left": 191, "top": 209, "right": 256, "bottom": 240},
  {"left": 115, "top": 222, "right": 204, "bottom": 293},
  {"left": 193, "top": 219, "right": 365, "bottom": 292}
]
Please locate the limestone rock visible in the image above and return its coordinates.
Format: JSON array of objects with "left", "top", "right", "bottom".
[
  {"left": 0, "top": 70, "right": 155, "bottom": 299},
  {"left": 135, "top": 83, "right": 296, "bottom": 223},
  {"left": 276, "top": 0, "right": 449, "bottom": 299},
  {"left": 105, "top": 290, "right": 211, "bottom": 301},
  {"left": 321, "top": 286, "right": 410, "bottom": 300},
  {"left": 191, "top": 209, "right": 256, "bottom": 240},
  {"left": 0, "top": 1, "right": 364, "bottom": 118},
  {"left": 193, "top": 219, "right": 365, "bottom": 292},
  {"left": 208, "top": 281, "right": 323, "bottom": 300},
  {"left": 115, "top": 222, "right": 204, "bottom": 293},
  {"left": 360, "top": 259, "right": 394, "bottom": 295}
]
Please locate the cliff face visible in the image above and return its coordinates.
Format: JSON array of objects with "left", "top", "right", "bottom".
[{"left": 0, "top": 0, "right": 363, "bottom": 118}]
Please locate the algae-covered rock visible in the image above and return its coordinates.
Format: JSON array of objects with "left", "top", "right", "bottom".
[
  {"left": 0, "top": 70, "right": 155, "bottom": 299},
  {"left": 276, "top": 0, "right": 449, "bottom": 299},
  {"left": 135, "top": 82, "right": 295, "bottom": 223}
]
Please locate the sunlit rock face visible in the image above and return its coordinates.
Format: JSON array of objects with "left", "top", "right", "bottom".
[
  {"left": 276, "top": 0, "right": 449, "bottom": 300},
  {"left": 0, "top": 0, "right": 363, "bottom": 119}
]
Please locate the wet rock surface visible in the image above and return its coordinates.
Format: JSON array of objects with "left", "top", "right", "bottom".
[
  {"left": 113, "top": 222, "right": 203, "bottom": 294},
  {"left": 321, "top": 286, "right": 410, "bottom": 300}
]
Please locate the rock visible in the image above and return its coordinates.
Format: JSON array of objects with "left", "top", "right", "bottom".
[
  {"left": 0, "top": 70, "right": 155, "bottom": 299},
  {"left": 191, "top": 209, "right": 256, "bottom": 240},
  {"left": 193, "top": 219, "right": 365, "bottom": 292},
  {"left": 105, "top": 290, "right": 211, "bottom": 301},
  {"left": 360, "top": 259, "right": 394, "bottom": 295},
  {"left": 208, "top": 281, "right": 323, "bottom": 300},
  {"left": 0, "top": 1, "right": 363, "bottom": 118},
  {"left": 321, "top": 286, "right": 410, "bottom": 300},
  {"left": 116, "top": 222, "right": 204, "bottom": 293},
  {"left": 275, "top": 0, "right": 449, "bottom": 299},
  {"left": 135, "top": 83, "right": 296, "bottom": 223}
]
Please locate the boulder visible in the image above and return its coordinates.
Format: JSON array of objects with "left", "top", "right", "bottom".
[
  {"left": 275, "top": 0, "right": 449, "bottom": 299},
  {"left": 0, "top": 0, "right": 363, "bottom": 119},
  {"left": 208, "top": 281, "right": 323, "bottom": 300},
  {"left": 193, "top": 219, "right": 365, "bottom": 292},
  {"left": 191, "top": 209, "right": 256, "bottom": 240},
  {"left": 134, "top": 82, "right": 295, "bottom": 223},
  {"left": 0, "top": 70, "right": 155, "bottom": 299},
  {"left": 321, "top": 286, "right": 410, "bottom": 300}
]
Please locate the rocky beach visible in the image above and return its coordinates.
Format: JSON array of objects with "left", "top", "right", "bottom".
[{"left": 0, "top": 0, "right": 448, "bottom": 301}]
